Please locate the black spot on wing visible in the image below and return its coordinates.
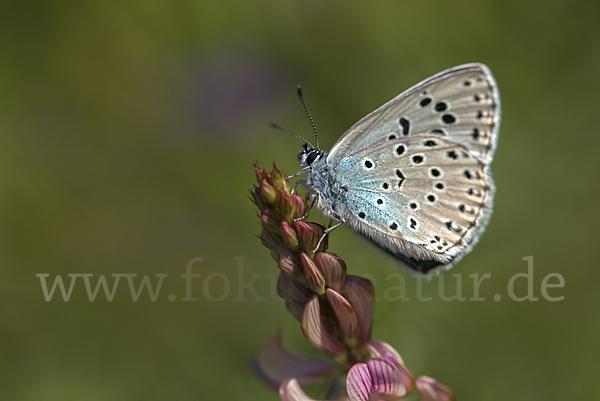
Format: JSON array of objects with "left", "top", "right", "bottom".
[
  {"left": 442, "top": 114, "right": 456, "bottom": 124},
  {"left": 434, "top": 102, "right": 448, "bottom": 112},
  {"left": 399, "top": 117, "right": 410, "bottom": 136}
]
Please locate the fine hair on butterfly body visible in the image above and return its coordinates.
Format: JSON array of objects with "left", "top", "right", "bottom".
[{"left": 294, "top": 64, "right": 500, "bottom": 276}]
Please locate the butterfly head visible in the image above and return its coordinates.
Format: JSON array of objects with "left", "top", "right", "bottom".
[{"left": 298, "top": 143, "right": 324, "bottom": 168}]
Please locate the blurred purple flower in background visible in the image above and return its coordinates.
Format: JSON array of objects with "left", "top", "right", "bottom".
[{"left": 187, "top": 50, "right": 289, "bottom": 140}]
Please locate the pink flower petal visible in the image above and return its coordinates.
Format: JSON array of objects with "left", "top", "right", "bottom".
[
  {"left": 347, "top": 363, "right": 373, "bottom": 401},
  {"left": 301, "top": 294, "right": 344, "bottom": 360},
  {"left": 325, "top": 288, "right": 357, "bottom": 343},
  {"left": 366, "top": 341, "right": 415, "bottom": 394},
  {"left": 366, "top": 340, "right": 405, "bottom": 366},
  {"left": 342, "top": 276, "right": 374, "bottom": 344},
  {"left": 252, "top": 332, "right": 339, "bottom": 389},
  {"left": 368, "top": 358, "right": 406, "bottom": 398},
  {"left": 416, "top": 376, "right": 456, "bottom": 401},
  {"left": 279, "top": 378, "right": 317, "bottom": 401}
]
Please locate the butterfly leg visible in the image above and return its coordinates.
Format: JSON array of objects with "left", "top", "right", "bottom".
[
  {"left": 287, "top": 166, "right": 309, "bottom": 180},
  {"left": 291, "top": 179, "right": 306, "bottom": 195},
  {"left": 313, "top": 222, "right": 343, "bottom": 253}
]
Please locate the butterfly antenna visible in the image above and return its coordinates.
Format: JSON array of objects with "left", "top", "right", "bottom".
[
  {"left": 297, "top": 85, "right": 319, "bottom": 149},
  {"left": 268, "top": 123, "right": 315, "bottom": 149}
]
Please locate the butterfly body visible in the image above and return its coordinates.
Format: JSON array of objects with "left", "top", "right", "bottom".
[{"left": 298, "top": 64, "right": 500, "bottom": 275}]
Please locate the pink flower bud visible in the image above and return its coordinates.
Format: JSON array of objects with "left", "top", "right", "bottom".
[
  {"left": 279, "top": 190, "right": 293, "bottom": 221},
  {"left": 254, "top": 165, "right": 266, "bottom": 182},
  {"left": 261, "top": 206, "right": 280, "bottom": 232},
  {"left": 261, "top": 179, "right": 278, "bottom": 205},
  {"left": 278, "top": 244, "right": 303, "bottom": 278},
  {"left": 300, "top": 252, "right": 325, "bottom": 295},
  {"left": 288, "top": 194, "right": 307, "bottom": 220},
  {"left": 281, "top": 221, "right": 300, "bottom": 251},
  {"left": 271, "top": 168, "right": 290, "bottom": 193},
  {"left": 294, "top": 221, "right": 318, "bottom": 255},
  {"left": 306, "top": 222, "right": 327, "bottom": 252},
  {"left": 314, "top": 253, "right": 346, "bottom": 293}
]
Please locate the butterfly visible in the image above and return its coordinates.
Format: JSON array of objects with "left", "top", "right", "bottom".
[{"left": 291, "top": 64, "right": 500, "bottom": 275}]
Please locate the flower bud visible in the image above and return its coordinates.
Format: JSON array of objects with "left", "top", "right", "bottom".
[
  {"left": 280, "top": 221, "right": 300, "bottom": 251},
  {"left": 278, "top": 244, "right": 303, "bottom": 278},
  {"left": 300, "top": 252, "right": 325, "bottom": 295},
  {"left": 260, "top": 206, "right": 280, "bottom": 232},
  {"left": 306, "top": 222, "right": 327, "bottom": 252},
  {"left": 314, "top": 252, "right": 346, "bottom": 293},
  {"left": 271, "top": 167, "right": 290, "bottom": 193},
  {"left": 279, "top": 190, "right": 295, "bottom": 222},
  {"left": 254, "top": 165, "right": 265, "bottom": 182},
  {"left": 288, "top": 194, "right": 307, "bottom": 221},
  {"left": 294, "top": 221, "right": 318, "bottom": 255},
  {"left": 260, "top": 179, "right": 278, "bottom": 205}
]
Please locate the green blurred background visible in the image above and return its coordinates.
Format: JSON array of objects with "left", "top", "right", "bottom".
[{"left": 1, "top": 0, "right": 598, "bottom": 400}]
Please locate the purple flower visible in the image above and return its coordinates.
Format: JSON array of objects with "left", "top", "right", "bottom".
[
  {"left": 252, "top": 332, "right": 340, "bottom": 389},
  {"left": 251, "top": 166, "right": 456, "bottom": 401},
  {"left": 278, "top": 340, "right": 457, "bottom": 401}
]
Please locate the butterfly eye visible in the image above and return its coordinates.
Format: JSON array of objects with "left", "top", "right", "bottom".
[{"left": 306, "top": 151, "right": 319, "bottom": 165}]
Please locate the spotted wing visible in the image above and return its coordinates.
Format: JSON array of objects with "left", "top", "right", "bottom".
[
  {"left": 332, "top": 134, "right": 494, "bottom": 274},
  {"left": 326, "top": 63, "right": 500, "bottom": 166}
]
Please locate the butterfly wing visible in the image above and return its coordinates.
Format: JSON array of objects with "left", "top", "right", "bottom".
[
  {"left": 325, "top": 64, "right": 500, "bottom": 274},
  {"left": 327, "top": 63, "right": 500, "bottom": 166}
]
